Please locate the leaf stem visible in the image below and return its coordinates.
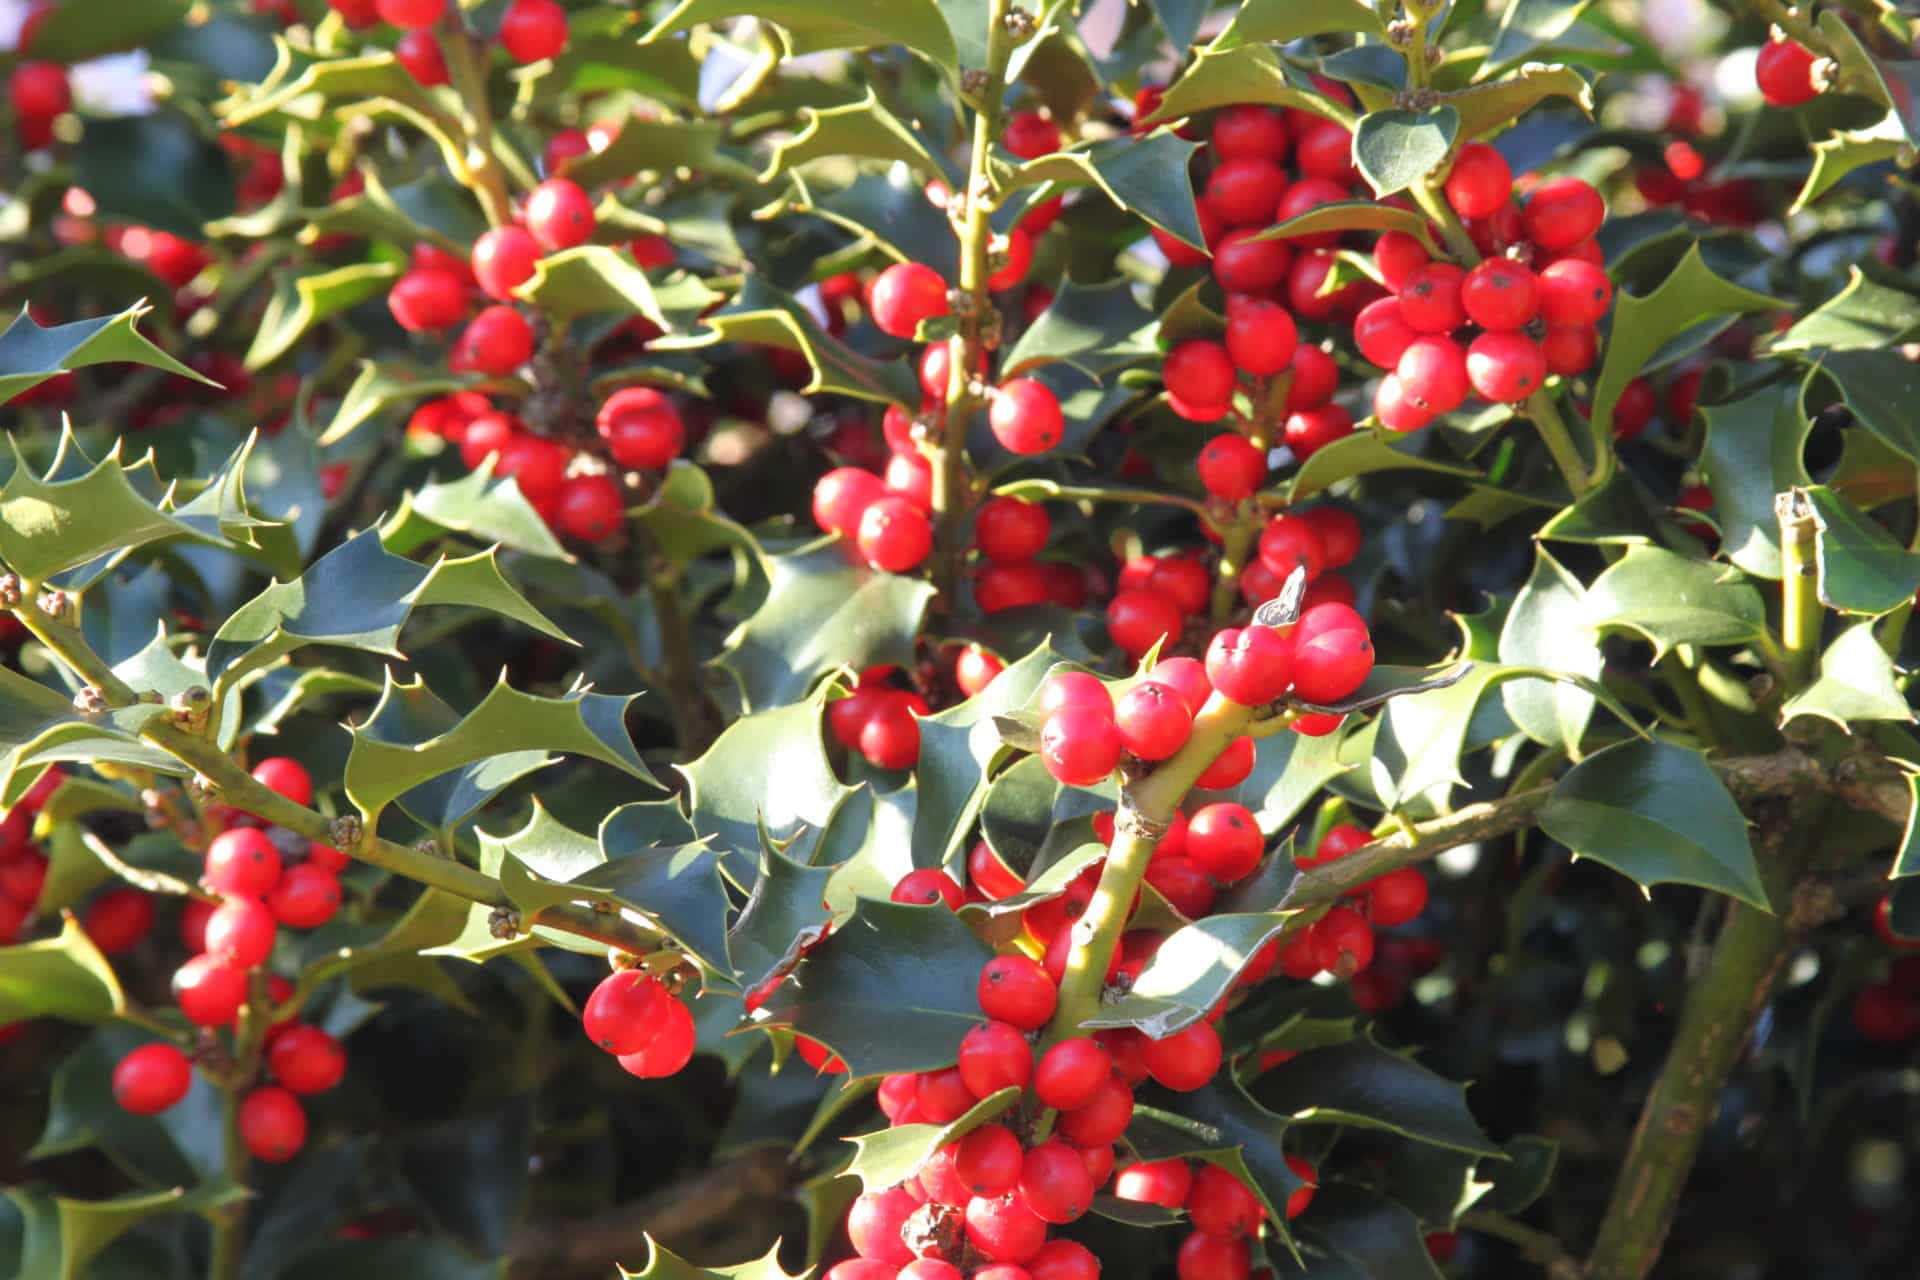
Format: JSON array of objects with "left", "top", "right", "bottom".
[
  {"left": 1776, "top": 489, "right": 1822, "bottom": 690},
  {"left": 634, "top": 524, "right": 722, "bottom": 758},
  {"left": 929, "top": 0, "right": 1017, "bottom": 605}
]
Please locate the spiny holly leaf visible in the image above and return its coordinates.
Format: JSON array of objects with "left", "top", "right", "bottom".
[
  {"left": 206, "top": 528, "right": 571, "bottom": 683},
  {"left": 1147, "top": 43, "right": 1352, "bottom": 131},
  {"left": 756, "top": 899, "right": 996, "bottom": 1077},
  {"left": 1499, "top": 548, "right": 1601, "bottom": 753},
  {"left": 761, "top": 89, "right": 952, "bottom": 185},
  {"left": 343, "top": 673, "right": 656, "bottom": 819},
  {"left": 301, "top": 168, "right": 488, "bottom": 252},
  {"left": 1805, "top": 484, "right": 1920, "bottom": 615},
  {"left": 912, "top": 643, "right": 1071, "bottom": 872},
  {"left": 1127, "top": 1075, "right": 1310, "bottom": 1255},
  {"left": 218, "top": 43, "right": 421, "bottom": 126},
  {"left": 432, "top": 803, "right": 612, "bottom": 962},
  {"left": 1780, "top": 623, "right": 1914, "bottom": 730},
  {"left": 1005, "top": 131, "right": 1207, "bottom": 249},
  {"left": 0, "top": 304, "right": 210, "bottom": 408},
  {"left": 1792, "top": 112, "right": 1908, "bottom": 214},
  {"left": 679, "top": 698, "right": 855, "bottom": 879},
  {"left": 619, "top": 1239, "right": 806, "bottom": 1280},
  {"left": 1353, "top": 107, "right": 1459, "bottom": 198},
  {"left": 844, "top": 1087, "right": 1022, "bottom": 1192},
  {"left": 770, "top": 170, "right": 959, "bottom": 281},
  {"left": 1771, "top": 268, "right": 1920, "bottom": 351},
  {"left": 1584, "top": 545, "right": 1766, "bottom": 657},
  {"left": 564, "top": 117, "right": 759, "bottom": 189},
  {"left": 0, "top": 434, "right": 207, "bottom": 582},
  {"left": 634, "top": 461, "right": 760, "bottom": 565},
  {"left": 1254, "top": 1033, "right": 1500, "bottom": 1155},
  {"left": 167, "top": 432, "right": 304, "bottom": 576},
  {"left": 1798, "top": 349, "right": 1920, "bottom": 467},
  {"left": 717, "top": 540, "right": 936, "bottom": 713},
  {"left": 646, "top": 0, "right": 958, "bottom": 79},
  {"left": 1225, "top": 728, "right": 1353, "bottom": 838},
  {"left": 3, "top": 1178, "right": 247, "bottom": 1280},
  {"left": 383, "top": 464, "right": 574, "bottom": 562},
  {"left": 1817, "top": 9, "right": 1920, "bottom": 149},
  {"left": 1289, "top": 431, "right": 1481, "bottom": 502},
  {"left": 1481, "top": 1135, "right": 1560, "bottom": 1215},
  {"left": 580, "top": 806, "right": 734, "bottom": 978},
  {"left": 295, "top": 887, "right": 475, "bottom": 1010},
  {"left": 515, "top": 247, "right": 719, "bottom": 329},
  {"left": 1447, "top": 64, "right": 1594, "bottom": 141},
  {"left": 1086, "top": 912, "right": 1305, "bottom": 1039},
  {"left": 0, "top": 915, "right": 126, "bottom": 1024},
  {"left": 1539, "top": 739, "right": 1768, "bottom": 908},
  {"left": 1699, "top": 384, "right": 1810, "bottom": 580},
  {"left": 1281, "top": 1186, "right": 1446, "bottom": 1280},
  {"left": 1250, "top": 200, "right": 1438, "bottom": 250},
  {"left": 244, "top": 261, "right": 399, "bottom": 372},
  {"left": 728, "top": 847, "right": 839, "bottom": 995},
  {"left": 1587, "top": 245, "right": 1780, "bottom": 446},
  {"left": 1535, "top": 465, "right": 1668, "bottom": 545},
  {"left": 0, "top": 665, "right": 177, "bottom": 807},
  {"left": 20, "top": 0, "right": 189, "bottom": 61},
  {"left": 1383, "top": 1142, "right": 1493, "bottom": 1234},
  {"left": 315, "top": 360, "right": 490, "bottom": 448},
  {"left": 1000, "top": 279, "right": 1160, "bottom": 381},
  {"left": 1213, "top": 0, "right": 1387, "bottom": 47},
  {"left": 1482, "top": 0, "right": 1596, "bottom": 70},
  {"left": 238, "top": 666, "right": 383, "bottom": 743},
  {"left": 655, "top": 276, "right": 918, "bottom": 408}
]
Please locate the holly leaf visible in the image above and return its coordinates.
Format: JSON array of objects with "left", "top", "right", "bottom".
[
  {"left": 0, "top": 915, "right": 126, "bottom": 1024},
  {"left": 680, "top": 698, "right": 855, "bottom": 877},
  {"left": 1011, "top": 131, "right": 1207, "bottom": 250},
  {"left": 1780, "top": 623, "right": 1914, "bottom": 730},
  {"left": 20, "top": 0, "right": 189, "bottom": 61},
  {"left": 1792, "top": 112, "right": 1908, "bottom": 214},
  {"left": 645, "top": 0, "right": 958, "bottom": 80},
  {"left": 1353, "top": 107, "right": 1460, "bottom": 198},
  {"left": 0, "top": 665, "right": 176, "bottom": 808},
  {"left": 0, "top": 433, "right": 210, "bottom": 582},
  {"left": 757, "top": 899, "right": 997, "bottom": 1077},
  {"left": 1805, "top": 485, "right": 1920, "bottom": 616},
  {"left": 761, "top": 89, "right": 951, "bottom": 185},
  {"left": 999, "top": 279, "right": 1160, "bottom": 381},
  {"left": 1213, "top": 0, "right": 1387, "bottom": 46},
  {"left": 1498, "top": 548, "right": 1601, "bottom": 753},
  {"left": 619, "top": 1239, "right": 806, "bottom": 1280},
  {"left": 315, "top": 360, "right": 490, "bottom": 448},
  {"left": 1584, "top": 545, "right": 1766, "bottom": 657},
  {"left": 3, "top": 1179, "right": 247, "bottom": 1280},
  {"left": 384, "top": 464, "right": 574, "bottom": 562},
  {"left": 1448, "top": 64, "right": 1595, "bottom": 141},
  {"left": 1147, "top": 43, "right": 1352, "bottom": 131},
  {"left": 515, "top": 247, "right": 718, "bottom": 330},
  {"left": 1281, "top": 1186, "right": 1446, "bottom": 1280},
  {"left": 343, "top": 673, "right": 655, "bottom": 820},
  {"left": 1699, "top": 384, "right": 1811, "bottom": 580},
  {"left": 207, "top": 529, "right": 570, "bottom": 683},
  {"left": 565, "top": 118, "right": 759, "bottom": 189},
  {"left": 432, "top": 803, "right": 617, "bottom": 963},
  {"left": 1587, "top": 245, "right": 1781, "bottom": 446},
  {"left": 1539, "top": 739, "right": 1767, "bottom": 908},
  {"left": 1288, "top": 431, "right": 1481, "bottom": 503},
  {"left": 727, "top": 847, "right": 838, "bottom": 995},
  {"left": 244, "top": 262, "right": 400, "bottom": 372},
  {"left": 1253, "top": 1033, "right": 1499, "bottom": 1155},
  {"left": 0, "top": 304, "right": 209, "bottom": 407},
  {"left": 1249, "top": 200, "right": 1439, "bottom": 250},
  {"left": 1481, "top": 1135, "right": 1560, "bottom": 1215},
  {"left": 1798, "top": 349, "right": 1920, "bottom": 467},
  {"left": 1127, "top": 1075, "right": 1310, "bottom": 1253},
  {"left": 581, "top": 807, "right": 735, "bottom": 978},
  {"left": 1085, "top": 912, "right": 1305, "bottom": 1038},
  {"left": 717, "top": 540, "right": 936, "bottom": 712},
  {"left": 1770, "top": 268, "right": 1920, "bottom": 351},
  {"left": 843, "top": 1087, "right": 1021, "bottom": 1192}
]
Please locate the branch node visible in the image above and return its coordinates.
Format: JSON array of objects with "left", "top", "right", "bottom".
[
  {"left": 0, "top": 574, "right": 18, "bottom": 608},
  {"left": 488, "top": 906, "right": 522, "bottom": 939},
  {"left": 328, "top": 814, "right": 363, "bottom": 850},
  {"left": 1113, "top": 808, "right": 1171, "bottom": 843},
  {"left": 37, "top": 589, "right": 68, "bottom": 619},
  {"left": 72, "top": 686, "right": 106, "bottom": 718}
]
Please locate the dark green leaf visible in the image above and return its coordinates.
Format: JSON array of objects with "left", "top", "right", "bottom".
[
  {"left": 1353, "top": 107, "right": 1460, "bottom": 198},
  {"left": 385, "top": 464, "right": 574, "bottom": 562},
  {"left": 1499, "top": 548, "right": 1600, "bottom": 753},
  {"left": 1539, "top": 739, "right": 1767, "bottom": 907},
  {"left": 1780, "top": 622, "right": 1914, "bottom": 729},
  {"left": 24, "top": 0, "right": 189, "bottom": 61},
  {"left": 1147, "top": 44, "right": 1351, "bottom": 132},
  {"left": 1214, "top": 0, "right": 1386, "bottom": 46},
  {"left": 1254, "top": 1034, "right": 1500, "bottom": 1154},
  {"left": 3, "top": 1179, "right": 246, "bottom": 1280},
  {"left": 244, "top": 262, "right": 398, "bottom": 372},
  {"left": 619, "top": 1239, "right": 804, "bottom": 1280},
  {"left": 1086, "top": 912, "right": 1304, "bottom": 1038},
  {"left": 1771, "top": 268, "right": 1920, "bottom": 351},
  {"left": 645, "top": 0, "right": 958, "bottom": 79},
  {"left": 1483, "top": 0, "right": 1594, "bottom": 70},
  {"left": 1000, "top": 279, "right": 1160, "bottom": 380},
  {"left": 1584, "top": 546, "right": 1766, "bottom": 657},
  {"left": 0, "top": 916, "right": 125, "bottom": 1024},
  {"left": 1480, "top": 1135, "right": 1560, "bottom": 1215},
  {"left": 760, "top": 90, "right": 950, "bottom": 184},
  {"left": 1281, "top": 1186, "right": 1445, "bottom": 1280},
  {"left": 1289, "top": 431, "right": 1481, "bottom": 502},
  {"left": 73, "top": 112, "right": 235, "bottom": 241},
  {"left": 1250, "top": 200, "right": 1438, "bottom": 250},
  {"left": 844, "top": 1087, "right": 1021, "bottom": 1191},
  {"left": 1699, "top": 384, "right": 1810, "bottom": 580},
  {"left": 680, "top": 698, "right": 855, "bottom": 874},
  {"left": 1127, "top": 1075, "right": 1309, "bottom": 1250},
  {"left": 0, "top": 305, "right": 209, "bottom": 408},
  {"left": 1806, "top": 484, "right": 1920, "bottom": 615},
  {"left": 727, "top": 847, "right": 837, "bottom": 992}
]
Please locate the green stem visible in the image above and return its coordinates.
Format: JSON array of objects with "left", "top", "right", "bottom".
[
  {"left": 634, "top": 525, "right": 721, "bottom": 758},
  {"left": 207, "top": 1085, "right": 249, "bottom": 1280},
  {"left": 1411, "top": 178, "right": 1481, "bottom": 266},
  {"left": 1658, "top": 650, "right": 1725, "bottom": 750},
  {"left": 929, "top": 0, "right": 1017, "bottom": 605},
  {"left": 1523, "top": 388, "right": 1593, "bottom": 498},
  {"left": 439, "top": 19, "right": 515, "bottom": 227},
  {"left": 1279, "top": 785, "right": 1554, "bottom": 908},
  {"left": 9, "top": 596, "right": 137, "bottom": 706},
  {"left": 1777, "top": 489, "right": 1822, "bottom": 690}
]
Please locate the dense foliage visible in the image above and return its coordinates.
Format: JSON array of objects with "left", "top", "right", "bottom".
[{"left": 5, "top": 1, "right": 1920, "bottom": 1278}]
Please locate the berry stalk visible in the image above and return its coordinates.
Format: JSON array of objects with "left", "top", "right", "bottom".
[{"left": 438, "top": 13, "right": 516, "bottom": 227}]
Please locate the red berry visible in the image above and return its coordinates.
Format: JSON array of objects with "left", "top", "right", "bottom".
[
  {"left": 1756, "top": 37, "right": 1820, "bottom": 107},
  {"left": 205, "top": 897, "right": 276, "bottom": 969},
  {"left": 1030, "top": 1239, "right": 1100, "bottom": 1280},
  {"left": 497, "top": 435, "right": 569, "bottom": 506},
  {"left": 601, "top": 402, "right": 685, "bottom": 470},
  {"left": 1460, "top": 257, "right": 1539, "bottom": 331},
  {"left": 472, "top": 226, "right": 541, "bottom": 301},
  {"left": 956, "top": 1123, "right": 1025, "bottom": 1196},
  {"left": 870, "top": 263, "right": 950, "bottom": 338},
  {"left": 1285, "top": 1153, "right": 1319, "bottom": 1218},
  {"left": 969, "top": 840, "right": 1024, "bottom": 900},
  {"left": 978, "top": 954, "right": 1057, "bottom": 1029},
  {"left": 1542, "top": 324, "right": 1599, "bottom": 375},
  {"left": 857, "top": 496, "right": 933, "bottom": 572},
  {"left": 614, "top": 994, "right": 694, "bottom": 1078},
  {"left": 1466, "top": 331, "right": 1546, "bottom": 403},
  {"left": 812, "top": 466, "right": 886, "bottom": 537},
  {"left": 1114, "top": 682, "right": 1194, "bottom": 761},
  {"left": 1004, "top": 109, "right": 1063, "bottom": 159},
  {"left": 1396, "top": 335, "right": 1471, "bottom": 416},
  {"left": 957, "top": 1019, "right": 1034, "bottom": 1098},
  {"left": 1223, "top": 298, "right": 1299, "bottom": 376},
  {"left": 1284, "top": 403, "right": 1355, "bottom": 456},
  {"left": 1298, "top": 505, "right": 1361, "bottom": 568},
  {"left": 1106, "top": 588, "right": 1184, "bottom": 660},
  {"left": 1397, "top": 262, "right": 1466, "bottom": 333},
  {"left": 1524, "top": 176, "right": 1606, "bottom": 252},
  {"left": 499, "top": 0, "right": 568, "bottom": 63},
  {"left": 10, "top": 62, "right": 69, "bottom": 120},
  {"left": 1188, "top": 1164, "right": 1265, "bottom": 1237},
  {"left": 82, "top": 888, "right": 154, "bottom": 955},
  {"left": 912, "top": 1065, "right": 973, "bottom": 1122},
  {"left": 1274, "top": 176, "right": 1351, "bottom": 247},
  {"left": 1366, "top": 866, "right": 1430, "bottom": 926},
  {"left": 965, "top": 1194, "right": 1049, "bottom": 1265},
  {"left": 975, "top": 495, "right": 1050, "bottom": 562},
  {"left": 1040, "top": 671, "right": 1113, "bottom": 716},
  {"left": 1195, "top": 735, "right": 1256, "bottom": 790},
  {"left": 1116, "top": 1158, "right": 1193, "bottom": 1209},
  {"left": 1165, "top": 339, "right": 1237, "bottom": 408},
  {"left": 174, "top": 954, "right": 248, "bottom": 1027},
  {"left": 891, "top": 867, "right": 963, "bottom": 910},
  {"left": 1257, "top": 512, "right": 1326, "bottom": 582},
  {"left": 1374, "top": 231, "right": 1430, "bottom": 293},
  {"left": 1352, "top": 296, "right": 1417, "bottom": 369},
  {"left": 376, "top": 0, "right": 443, "bottom": 28},
  {"left": 1443, "top": 142, "right": 1512, "bottom": 219},
  {"left": 1149, "top": 557, "right": 1211, "bottom": 617},
  {"left": 1293, "top": 120, "right": 1358, "bottom": 185},
  {"left": 239, "top": 1086, "right": 307, "bottom": 1161},
  {"left": 988, "top": 226, "right": 1035, "bottom": 291},
  {"left": 956, "top": 646, "right": 1006, "bottom": 698},
  {"left": 582, "top": 969, "right": 670, "bottom": 1055},
  {"left": 1205, "top": 625, "right": 1293, "bottom": 706},
  {"left": 1187, "top": 803, "right": 1264, "bottom": 882},
  {"left": 555, "top": 474, "right": 625, "bottom": 542},
  {"left": 1312, "top": 906, "right": 1376, "bottom": 975},
  {"left": 394, "top": 30, "right": 448, "bottom": 85},
  {"left": 1853, "top": 982, "right": 1920, "bottom": 1043},
  {"left": 847, "top": 1186, "right": 917, "bottom": 1264},
  {"left": 1140, "top": 1020, "right": 1223, "bottom": 1091},
  {"left": 1612, "top": 377, "right": 1658, "bottom": 440},
  {"left": 1144, "top": 855, "right": 1217, "bottom": 919},
  {"left": 526, "top": 179, "right": 594, "bottom": 251},
  {"left": 114, "top": 1043, "right": 193, "bottom": 1115},
  {"left": 989, "top": 379, "right": 1064, "bottom": 454},
  {"left": 856, "top": 695, "right": 921, "bottom": 770},
  {"left": 976, "top": 560, "right": 1053, "bottom": 613},
  {"left": 1177, "top": 1230, "right": 1250, "bottom": 1280},
  {"left": 205, "top": 828, "right": 283, "bottom": 897},
  {"left": 1537, "top": 259, "right": 1613, "bottom": 327},
  {"left": 1205, "top": 158, "right": 1289, "bottom": 228},
  {"left": 1284, "top": 344, "right": 1340, "bottom": 412},
  {"left": 1285, "top": 248, "right": 1371, "bottom": 321},
  {"left": 1212, "top": 228, "right": 1293, "bottom": 292},
  {"left": 1212, "top": 105, "right": 1289, "bottom": 161},
  {"left": 1021, "top": 1140, "right": 1096, "bottom": 1224},
  {"left": 268, "top": 1025, "right": 346, "bottom": 1094},
  {"left": 1291, "top": 605, "right": 1374, "bottom": 704},
  {"left": 826, "top": 1263, "right": 902, "bottom": 1280},
  {"left": 459, "top": 306, "right": 535, "bottom": 376},
  {"left": 388, "top": 269, "right": 467, "bottom": 332},
  {"left": 267, "top": 864, "right": 341, "bottom": 929},
  {"left": 1196, "top": 434, "right": 1266, "bottom": 501}
]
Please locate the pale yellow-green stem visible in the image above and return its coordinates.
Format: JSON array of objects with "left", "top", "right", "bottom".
[{"left": 1776, "top": 489, "right": 1822, "bottom": 690}]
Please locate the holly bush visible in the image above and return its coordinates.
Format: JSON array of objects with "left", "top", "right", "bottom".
[{"left": 5, "top": 0, "right": 1920, "bottom": 1277}]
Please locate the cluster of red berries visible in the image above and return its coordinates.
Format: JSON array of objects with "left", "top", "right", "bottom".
[
  {"left": 579, "top": 965, "right": 698, "bottom": 1079},
  {"left": 1174, "top": 316, "right": 1351, "bottom": 475},
  {"left": 1358, "top": 146, "right": 1612, "bottom": 431},
  {"left": 0, "top": 768, "right": 159, "bottom": 957},
  {"left": 110, "top": 758, "right": 349, "bottom": 1165},
  {"left": 1114, "top": 1156, "right": 1317, "bottom": 1280},
  {"left": 7, "top": 13, "right": 69, "bottom": 152},
  {"left": 329, "top": 0, "right": 570, "bottom": 72},
  {"left": 1755, "top": 35, "right": 1822, "bottom": 108},
  {"left": 829, "top": 665, "right": 935, "bottom": 772}
]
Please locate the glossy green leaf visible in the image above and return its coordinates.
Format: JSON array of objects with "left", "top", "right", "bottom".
[
  {"left": 1805, "top": 485, "right": 1920, "bottom": 615},
  {"left": 1086, "top": 912, "right": 1303, "bottom": 1038},
  {"left": 1127, "top": 1075, "right": 1309, "bottom": 1252},
  {"left": 1289, "top": 430, "right": 1481, "bottom": 502},
  {"left": 515, "top": 246, "right": 715, "bottom": 329},
  {"left": 844, "top": 1087, "right": 1021, "bottom": 1192},
  {"left": 1250, "top": 200, "right": 1438, "bottom": 250},
  {"left": 4, "top": 1179, "right": 246, "bottom": 1280},
  {"left": 1450, "top": 65, "right": 1594, "bottom": 144},
  {"left": 1007, "top": 131, "right": 1207, "bottom": 249},
  {"left": 314, "top": 360, "right": 486, "bottom": 448},
  {"left": 727, "top": 847, "right": 838, "bottom": 993},
  {"left": 0, "top": 916, "right": 125, "bottom": 1024},
  {"left": 344, "top": 673, "right": 655, "bottom": 819},
  {"left": 717, "top": 540, "right": 936, "bottom": 712},
  {"left": 1588, "top": 245, "right": 1781, "bottom": 447},
  {"left": 645, "top": 0, "right": 957, "bottom": 79},
  {"left": 244, "top": 261, "right": 399, "bottom": 372},
  {"left": 1282, "top": 1186, "right": 1446, "bottom": 1280},
  {"left": 22, "top": 0, "right": 189, "bottom": 60},
  {"left": 0, "top": 304, "right": 210, "bottom": 408},
  {"left": 1803, "top": 349, "right": 1920, "bottom": 467},
  {"left": 619, "top": 1239, "right": 805, "bottom": 1280},
  {"left": 1482, "top": 0, "right": 1594, "bottom": 70},
  {"left": 761, "top": 90, "right": 949, "bottom": 184},
  {"left": 1817, "top": 9, "right": 1920, "bottom": 148},
  {"left": 1793, "top": 111, "right": 1907, "bottom": 214},
  {"left": 1780, "top": 623, "right": 1914, "bottom": 729},
  {"left": 1771, "top": 268, "right": 1920, "bottom": 351},
  {"left": 1382, "top": 1142, "right": 1492, "bottom": 1234},
  {"left": 679, "top": 698, "right": 854, "bottom": 873},
  {"left": 757, "top": 899, "right": 996, "bottom": 1077},
  {"left": 1499, "top": 548, "right": 1600, "bottom": 753},
  {"left": 1699, "top": 384, "right": 1810, "bottom": 580},
  {"left": 384, "top": 464, "right": 574, "bottom": 562},
  {"left": 1147, "top": 43, "right": 1351, "bottom": 132},
  {"left": 1353, "top": 107, "right": 1460, "bottom": 198},
  {"left": 1000, "top": 279, "right": 1160, "bottom": 380},
  {"left": 1481, "top": 1135, "right": 1560, "bottom": 1215},
  {"left": 1584, "top": 546, "right": 1766, "bottom": 657},
  {"left": 1255, "top": 1033, "right": 1499, "bottom": 1155},
  {"left": 1539, "top": 739, "right": 1767, "bottom": 907},
  {"left": 564, "top": 118, "right": 758, "bottom": 189},
  {"left": 72, "top": 112, "right": 236, "bottom": 241},
  {"left": 1213, "top": 0, "right": 1386, "bottom": 46}
]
